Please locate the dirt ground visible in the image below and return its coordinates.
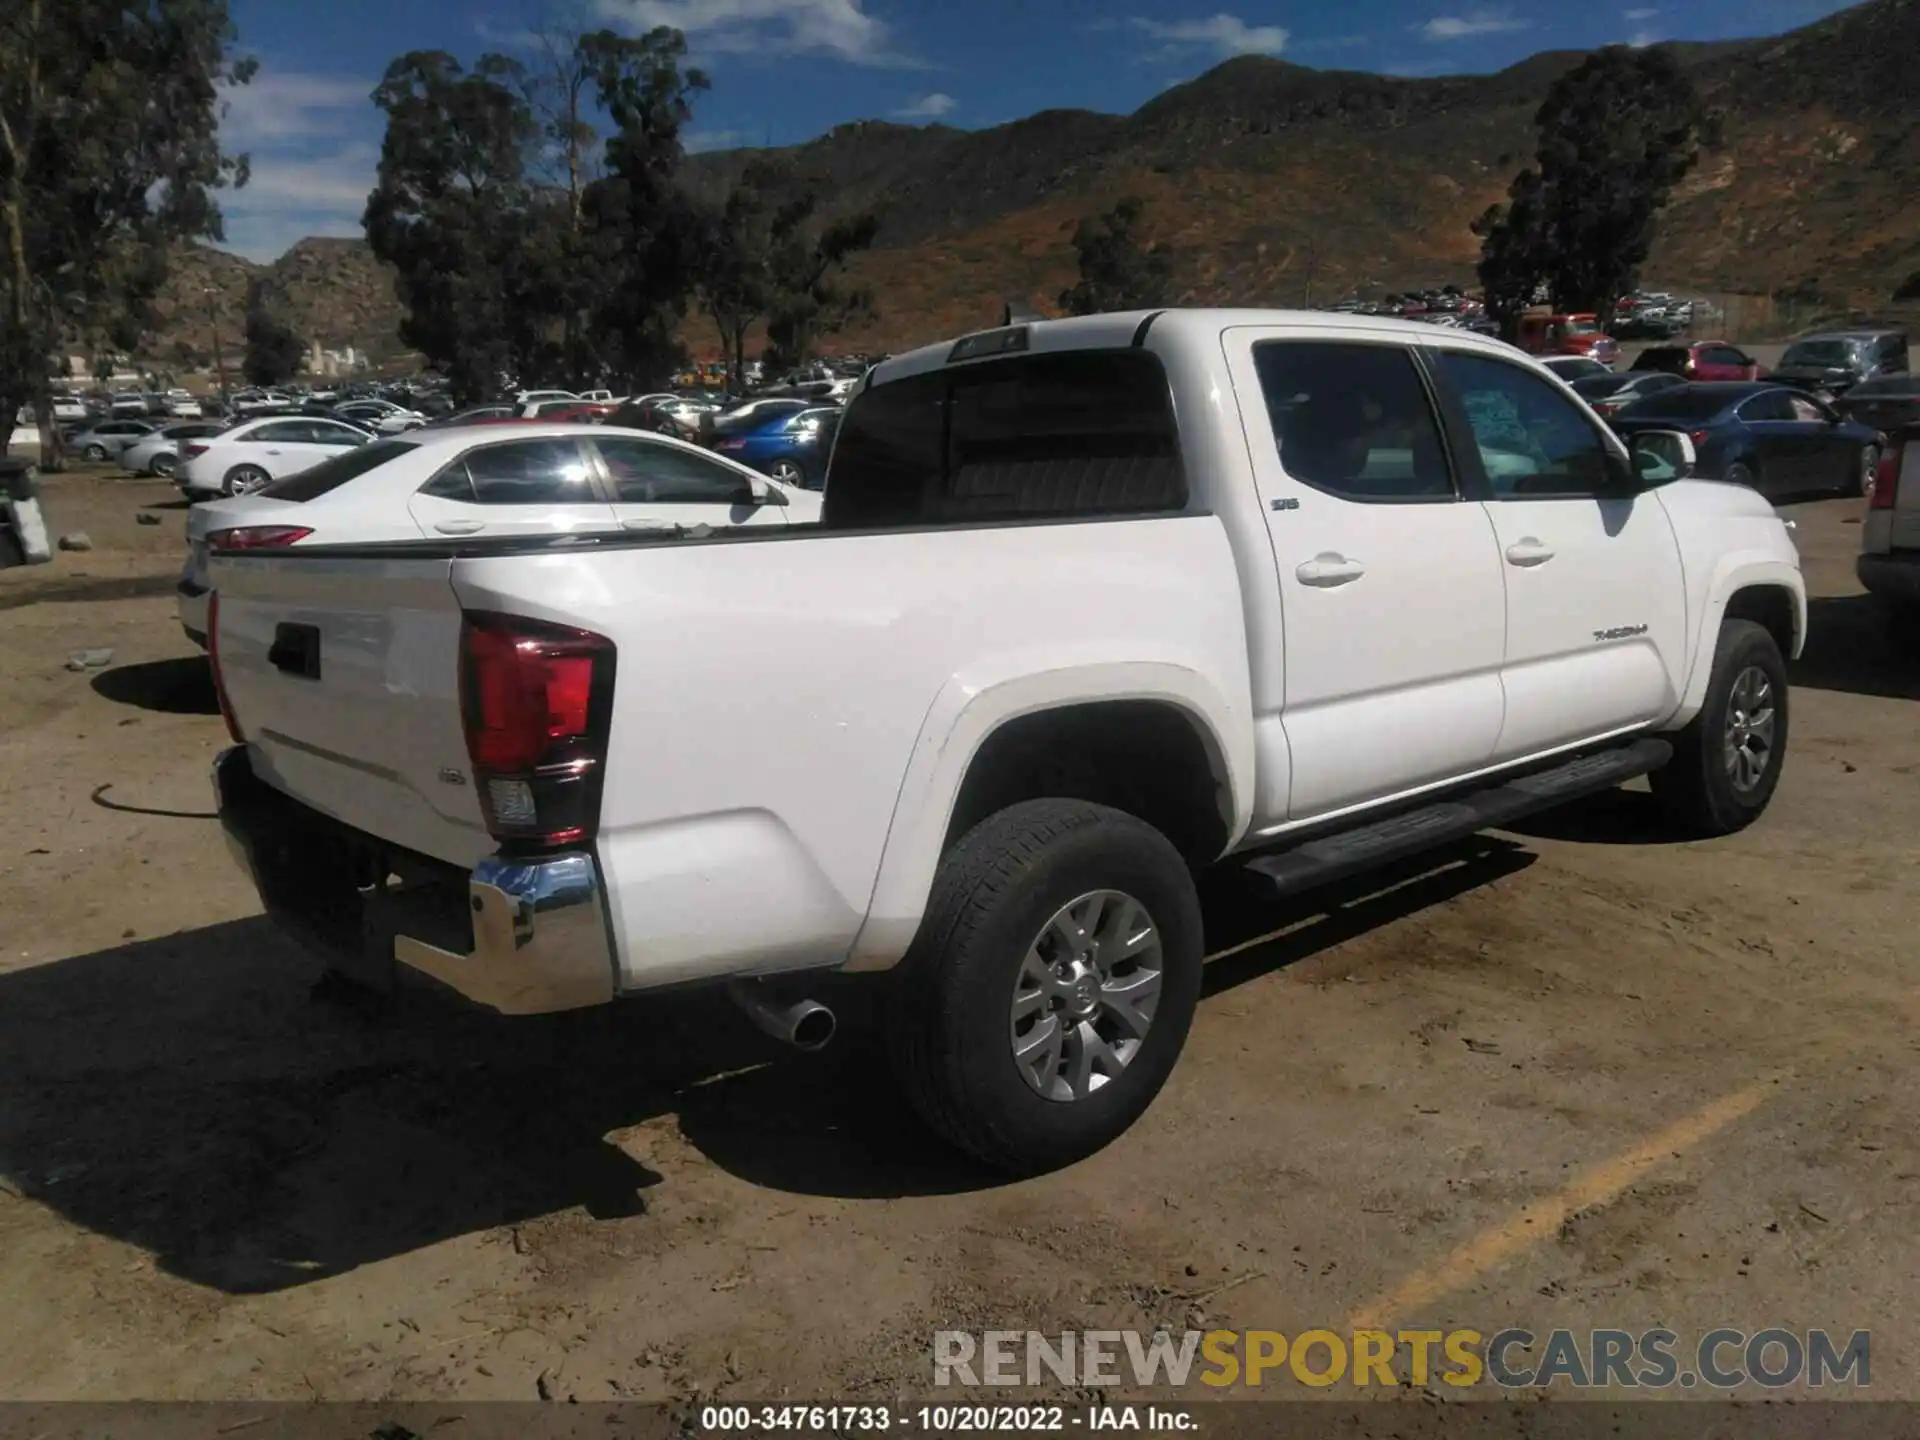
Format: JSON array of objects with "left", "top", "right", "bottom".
[{"left": 1, "top": 469, "right": 1916, "bottom": 1408}]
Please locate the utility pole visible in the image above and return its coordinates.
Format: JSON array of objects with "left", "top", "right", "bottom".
[{"left": 204, "top": 284, "right": 228, "bottom": 396}]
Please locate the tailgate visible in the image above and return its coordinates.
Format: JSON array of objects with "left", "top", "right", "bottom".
[{"left": 211, "top": 551, "right": 491, "bottom": 867}]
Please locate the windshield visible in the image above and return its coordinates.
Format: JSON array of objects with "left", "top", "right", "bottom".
[
  {"left": 1781, "top": 340, "right": 1857, "bottom": 368},
  {"left": 1617, "top": 389, "right": 1739, "bottom": 421},
  {"left": 255, "top": 438, "right": 419, "bottom": 501},
  {"left": 1559, "top": 318, "right": 1600, "bottom": 336}
]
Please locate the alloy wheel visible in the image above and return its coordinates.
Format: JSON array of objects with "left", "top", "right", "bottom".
[
  {"left": 1009, "top": 890, "right": 1164, "bottom": 1102},
  {"left": 1723, "top": 665, "right": 1777, "bottom": 794}
]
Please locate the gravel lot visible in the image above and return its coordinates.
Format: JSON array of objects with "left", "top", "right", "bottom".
[{"left": 1, "top": 470, "right": 1915, "bottom": 1406}]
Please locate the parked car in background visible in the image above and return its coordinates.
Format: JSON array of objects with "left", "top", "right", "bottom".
[
  {"left": 1631, "top": 342, "right": 1763, "bottom": 383},
  {"left": 513, "top": 389, "right": 579, "bottom": 408},
  {"left": 336, "top": 398, "right": 427, "bottom": 434},
  {"left": 49, "top": 395, "right": 88, "bottom": 424},
  {"left": 165, "top": 389, "right": 205, "bottom": 418},
  {"left": 177, "top": 416, "right": 375, "bottom": 499},
  {"left": 175, "top": 425, "right": 819, "bottom": 647},
  {"left": 1769, "top": 330, "right": 1910, "bottom": 399},
  {"left": 1540, "top": 355, "right": 1612, "bottom": 384},
  {"left": 1609, "top": 382, "right": 1882, "bottom": 499},
  {"left": 709, "top": 405, "right": 842, "bottom": 489},
  {"left": 425, "top": 405, "right": 520, "bottom": 428},
  {"left": 72, "top": 418, "right": 157, "bottom": 461},
  {"left": 1571, "top": 370, "right": 1688, "bottom": 418},
  {"left": 1835, "top": 374, "right": 1920, "bottom": 435},
  {"left": 119, "top": 420, "right": 228, "bottom": 479},
  {"left": 521, "top": 397, "right": 612, "bottom": 420},
  {"left": 1857, "top": 430, "right": 1919, "bottom": 628},
  {"left": 1515, "top": 311, "right": 1621, "bottom": 366},
  {"left": 108, "top": 391, "right": 147, "bottom": 418}
]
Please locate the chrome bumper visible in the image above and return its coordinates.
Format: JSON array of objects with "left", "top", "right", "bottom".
[
  {"left": 215, "top": 746, "right": 617, "bottom": 1015},
  {"left": 393, "top": 853, "right": 616, "bottom": 1014}
]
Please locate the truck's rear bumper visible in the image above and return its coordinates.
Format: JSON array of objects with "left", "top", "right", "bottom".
[
  {"left": 1858, "top": 551, "right": 1920, "bottom": 606},
  {"left": 214, "top": 745, "right": 617, "bottom": 1014}
]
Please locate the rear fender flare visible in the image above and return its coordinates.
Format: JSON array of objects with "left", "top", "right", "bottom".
[{"left": 843, "top": 656, "right": 1253, "bottom": 972}]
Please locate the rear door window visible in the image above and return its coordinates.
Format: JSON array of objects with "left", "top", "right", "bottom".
[
  {"left": 824, "top": 349, "right": 1185, "bottom": 529},
  {"left": 1738, "top": 391, "right": 1796, "bottom": 423},
  {"left": 1252, "top": 341, "right": 1454, "bottom": 501}
]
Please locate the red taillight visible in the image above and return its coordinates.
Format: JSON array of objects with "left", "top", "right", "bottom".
[
  {"left": 1690, "top": 430, "right": 1710, "bottom": 447},
  {"left": 1871, "top": 440, "right": 1902, "bottom": 510},
  {"left": 207, "top": 592, "right": 243, "bottom": 743},
  {"left": 459, "top": 613, "right": 615, "bottom": 848},
  {"left": 182, "top": 442, "right": 210, "bottom": 459},
  {"left": 208, "top": 526, "right": 313, "bottom": 550}
]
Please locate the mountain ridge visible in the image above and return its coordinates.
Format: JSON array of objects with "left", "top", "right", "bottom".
[{"left": 149, "top": 0, "right": 1919, "bottom": 368}]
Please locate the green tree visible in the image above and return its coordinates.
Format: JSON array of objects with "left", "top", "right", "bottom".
[
  {"left": 242, "top": 279, "right": 305, "bottom": 385},
  {"left": 1475, "top": 46, "right": 1712, "bottom": 334},
  {"left": 0, "top": 0, "right": 251, "bottom": 463},
  {"left": 1058, "top": 197, "right": 1172, "bottom": 317},
  {"left": 690, "top": 160, "right": 878, "bottom": 390},
  {"left": 366, "top": 29, "right": 706, "bottom": 403}
]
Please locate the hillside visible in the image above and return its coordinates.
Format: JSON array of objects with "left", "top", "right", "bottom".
[
  {"left": 144, "top": 238, "right": 409, "bottom": 375},
  {"left": 140, "top": 0, "right": 1920, "bottom": 368}
]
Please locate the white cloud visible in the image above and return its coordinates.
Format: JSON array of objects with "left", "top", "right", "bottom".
[
  {"left": 591, "top": 0, "right": 920, "bottom": 66},
  {"left": 217, "top": 72, "right": 370, "bottom": 145},
  {"left": 683, "top": 128, "right": 751, "bottom": 152},
  {"left": 1132, "top": 12, "right": 1289, "bottom": 57},
  {"left": 1624, "top": 6, "right": 1658, "bottom": 17},
  {"left": 218, "top": 144, "right": 380, "bottom": 261},
  {"left": 215, "top": 68, "right": 379, "bottom": 262},
  {"left": 1627, "top": 27, "right": 1660, "bottom": 45},
  {"left": 894, "top": 92, "right": 956, "bottom": 119},
  {"left": 1417, "top": 8, "right": 1532, "bottom": 40}
]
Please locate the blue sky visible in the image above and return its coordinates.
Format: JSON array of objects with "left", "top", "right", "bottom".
[{"left": 219, "top": 0, "right": 1860, "bottom": 261}]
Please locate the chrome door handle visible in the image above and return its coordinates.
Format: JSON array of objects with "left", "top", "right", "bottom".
[
  {"left": 1505, "top": 539, "right": 1554, "bottom": 566},
  {"left": 433, "top": 519, "right": 485, "bottom": 535},
  {"left": 1295, "top": 553, "right": 1366, "bottom": 587}
]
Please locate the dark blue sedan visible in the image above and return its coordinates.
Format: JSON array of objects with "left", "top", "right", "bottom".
[
  {"left": 709, "top": 405, "right": 842, "bottom": 490},
  {"left": 1609, "top": 382, "right": 1883, "bottom": 499}
]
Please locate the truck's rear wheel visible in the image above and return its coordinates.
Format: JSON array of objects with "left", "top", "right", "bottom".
[
  {"left": 886, "top": 799, "right": 1202, "bottom": 1174},
  {"left": 1651, "top": 618, "right": 1788, "bottom": 836}
]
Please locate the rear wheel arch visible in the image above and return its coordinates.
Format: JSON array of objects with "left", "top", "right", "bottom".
[{"left": 942, "top": 699, "right": 1234, "bottom": 865}]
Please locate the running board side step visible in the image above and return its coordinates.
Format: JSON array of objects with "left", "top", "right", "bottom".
[{"left": 1246, "top": 737, "right": 1673, "bottom": 896}]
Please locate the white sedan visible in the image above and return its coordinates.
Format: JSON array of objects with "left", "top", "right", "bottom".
[
  {"left": 176, "top": 422, "right": 822, "bottom": 647},
  {"left": 176, "top": 415, "right": 376, "bottom": 499}
]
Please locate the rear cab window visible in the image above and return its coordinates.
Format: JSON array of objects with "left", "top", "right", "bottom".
[{"left": 823, "top": 349, "right": 1185, "bottom": 529}]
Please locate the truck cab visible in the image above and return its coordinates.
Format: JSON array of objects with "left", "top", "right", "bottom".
[{"left": 1515, "top": 310, "right": 1622, "bottom": 367}]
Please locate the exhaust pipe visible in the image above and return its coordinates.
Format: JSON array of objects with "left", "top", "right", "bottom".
[{"left": 729, "top": 981, "right": 837, "bottom": 1053}]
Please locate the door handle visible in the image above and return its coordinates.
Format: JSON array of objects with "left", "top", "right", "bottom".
[
  {"left": 1295, "top": 553, "right": 1366, "bottom": 587},
  {"left": 1505, "top": 538, "right": 1554, "bottom": 567},
  {"left": 433, "top": 519, "right": 485, "bottom": 535},
  {"left": 264, "top": 449, "right": 281, "bottom": 456}
]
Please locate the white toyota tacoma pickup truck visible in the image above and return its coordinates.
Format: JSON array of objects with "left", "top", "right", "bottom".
[{"left": 210, "top": 310, "right": 1806, "bottom": 1173}]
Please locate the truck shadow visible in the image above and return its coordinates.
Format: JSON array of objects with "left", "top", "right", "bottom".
[
  {"left": 1790, "top": 593, "right": 1919, "bottom": 701},
  {"left": 0, "top": 841, "right": 1533, "bottom": 1296}
]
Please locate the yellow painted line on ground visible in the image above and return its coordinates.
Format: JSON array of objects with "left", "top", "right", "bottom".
[{"left": 1347, "top": 1074, "right": 1783, "bottom": 1331}]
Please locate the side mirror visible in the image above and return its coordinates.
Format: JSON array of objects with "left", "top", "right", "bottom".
[
  {"left": 1627, "top": 430, "right": 1696, "bottom": 488},
  {"left": 741, "top": 472, "right": 785, "bottom": 506}
]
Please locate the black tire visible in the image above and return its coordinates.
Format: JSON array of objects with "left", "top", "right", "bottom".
[
  {"left": 886, "top": 799, "right": 1203, "bottom": 1175},
  {"left": 82, "top": 443, "right": 107, "bottom": 462},
  {"left": 151, "top": 452, "right": 177, "bottom": 479},
  {"left": 1650, "top": 619, "right": 1789, "bottom": 836},
  {"left": 1724, "top": 459, "right": 1757, "bottom": 491}
]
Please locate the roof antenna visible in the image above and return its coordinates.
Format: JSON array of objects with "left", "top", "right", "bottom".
[{"left": 1002, "top": 300, "right": 1042, "bottom": 326}]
